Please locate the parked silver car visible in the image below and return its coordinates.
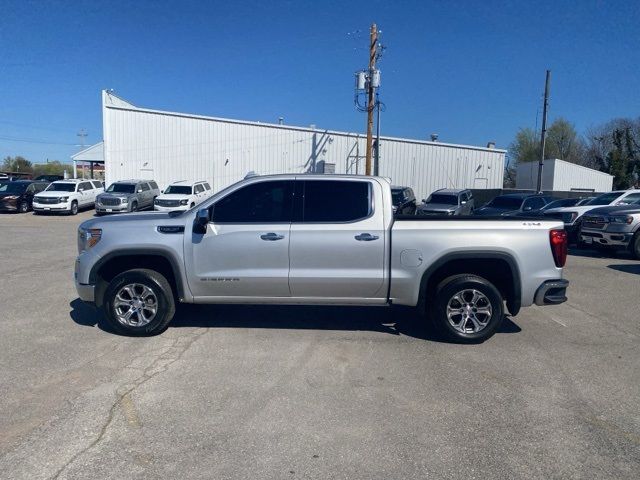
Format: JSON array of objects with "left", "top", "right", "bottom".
[
  {"left": 580, "top": 199, "right": 640, "bottom": 257},
  {"left": 96, "top": 180, "right": 160, "bottom": 214},
  {"left": 417, "top": 188, "right": 474, "bottom": 216}
]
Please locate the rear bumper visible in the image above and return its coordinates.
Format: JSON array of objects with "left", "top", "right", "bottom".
[{"left": 534, "top": 279, "right": 569, "bottom": 306}]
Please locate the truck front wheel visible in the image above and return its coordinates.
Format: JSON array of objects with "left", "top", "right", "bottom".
[
  {"left": 432, "top": 274, "right": 504, "bottom": 343},
  {"left": 102, "top": 268, "right": 175, "bottom": 336}
]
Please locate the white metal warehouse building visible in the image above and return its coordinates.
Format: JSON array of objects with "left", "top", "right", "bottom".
[
  {"left": 101, "top": 91, "right": 506, "bottom": 200},
  {"left": 516, "top": 159, "right": 613, "bottom": 193}
]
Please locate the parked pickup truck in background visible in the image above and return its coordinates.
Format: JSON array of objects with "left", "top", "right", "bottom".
[
  {"left": 75, "top": 175, "right": 569, "bottom": 343},
  {"left": 580, "top": 200, "right": 640, "bottom": 258}
]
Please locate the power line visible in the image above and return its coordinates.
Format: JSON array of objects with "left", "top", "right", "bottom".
[{"left": 0, "top": 135, "right": 79, "bottom": 146}]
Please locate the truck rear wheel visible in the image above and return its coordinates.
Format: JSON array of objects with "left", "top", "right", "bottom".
[
  {"left": 102, "top": 268, "right": 175, "bottom": 336},
  {"left": 432, "top": 274, "right": 504, "bottom": 343}
]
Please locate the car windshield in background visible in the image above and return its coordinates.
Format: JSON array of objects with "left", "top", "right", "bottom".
[
  {"left": 0, "top": 183, "right": 27, "bottom": 193},
  {"left": 107, "top": 184, "right": 136, "bottom": 194},
  {"left": 542, "top": 198, "right": 580, "bottom": 210},
  {"left": 391, "top": 190, "right": 403, "bottom": 204},
  {"left": 584, "top": 192, "right": 623, "bottom": 206},
  {"left": 428, "top": 194, "right": 458, "bottom": 205},
  {"left": 46, "top": 183, "right": 76, "bottom": 192},
  {"left": 164, "top": 185, "right": 192, "bottom": 195},
  {"left": 486, "top": 196, "right": 523, "bottom": 209}
]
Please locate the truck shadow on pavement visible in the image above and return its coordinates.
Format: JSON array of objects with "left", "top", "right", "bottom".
[
  {"left": 607, "top": 264, "right": 640, "bottom": 276},
  {"left": 70, "top": 299, "right": 521, "bottom": 343}
]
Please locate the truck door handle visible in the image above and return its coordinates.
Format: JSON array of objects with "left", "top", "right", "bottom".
[
  {"left": 355, "top": 233, "right": 379, "bottom": 241},
  {"left": 260, "top": 232, "right": 285, "bottom": 241}
]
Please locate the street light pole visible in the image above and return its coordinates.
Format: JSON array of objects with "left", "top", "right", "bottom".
[{"left": 536, "top": 70, "right": 551, "bottom": 193}]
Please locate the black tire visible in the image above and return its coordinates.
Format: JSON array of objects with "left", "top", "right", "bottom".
[
  {"left": 18, "top": 201, "right": 29, "bottom": 213},
  {"left": 431, "top": 274, "right": 504, "bottom": 343},
  {"left": 630, "top": 232, "right": 640, "bottom": 260},
  {"left": 130, "top": 201, "right": 138, "bottom": 212},
  {"left": 102, "top": 268, "right": 175, "bottom": 336},
  {"left": 70, "top": 201, "right": 78, "bottom": 215},
  {"left": 190, "top": 202, "right": 195, "bottom": 208}
]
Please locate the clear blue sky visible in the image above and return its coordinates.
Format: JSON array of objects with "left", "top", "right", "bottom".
[{"left": 1, "top": 0, "right": 638, "bottom": 164}]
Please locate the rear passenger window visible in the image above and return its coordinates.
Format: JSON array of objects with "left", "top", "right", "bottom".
[
  {"left": 204, "top": 183, "right": 211, "bottom": 191},
  {"left": 92, "top": 180, "right": 102, "bottom": 188},
  {"left": 149, "top": 181, "right": 159, "bottom": 190},
  {"left": 140, "top": 183, "right": 150, "bottom": 191},
  {"left": 302, "top": 181, "right": 371, "bottom": 223},
  {"left": 214, "top": 180, "right": 294, "bottom": 223}
]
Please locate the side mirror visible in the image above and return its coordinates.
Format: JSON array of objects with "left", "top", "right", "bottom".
[
  {"left": 78, "top": 188, "right": 84, "bottom": 193},
  {"left": 524, "top": 206, "right": 532, "bottom": 211},
  {"left": 461, "top": 200, "right": 467, "bottom": 205},
  {"left": 137, "top": 189, "right": 143, "bottom": 193},
  {"left": 193, "top": 208, "right": 211, "bottom": 234}
]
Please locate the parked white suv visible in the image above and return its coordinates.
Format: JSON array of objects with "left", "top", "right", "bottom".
[
  {"left": 154, "top": 180, "right": 212, "bottom": 212},
  {"left": 33, "top": 179, "right": 104, "bottom": 215}
]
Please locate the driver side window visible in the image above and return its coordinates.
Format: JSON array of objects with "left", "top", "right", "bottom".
[{"left": 213, "top": 181, "right": 294, "bottom": 223}]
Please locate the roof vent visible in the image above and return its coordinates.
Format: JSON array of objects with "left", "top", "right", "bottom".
[
  {"left": 487, "top": 141, "right": 496, "bottom": 149},
  {"left": 430, "top": 133, "right": 439, "bottom": 142}
]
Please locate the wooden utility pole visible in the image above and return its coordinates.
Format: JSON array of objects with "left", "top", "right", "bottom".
[
  {"left": 536, "top": 70, "right": 551, "bottom": 193},
  {"left": 365, "top": 23, "right": 378, "bottom": 176}
]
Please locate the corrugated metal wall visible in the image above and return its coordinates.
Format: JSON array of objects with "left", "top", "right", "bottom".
[
  {"left": 103, "top": 92, "right": 505, "bottom": 200},
  {"left": 516, "top": 159, "right": 613, "bottom": 192}
]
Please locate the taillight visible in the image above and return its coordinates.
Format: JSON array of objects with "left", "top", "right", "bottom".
[{"left": 550, "top": 229, "right": 568, "bottom": 268}]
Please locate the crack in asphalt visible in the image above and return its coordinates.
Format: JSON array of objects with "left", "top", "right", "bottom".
[{"left": 50, "top": 328, "right": 206, "bottom": 480}]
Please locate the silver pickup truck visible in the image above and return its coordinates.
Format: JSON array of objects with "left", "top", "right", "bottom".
[{"left": 75, "top": 175, "right": 569, "bottom": 342}]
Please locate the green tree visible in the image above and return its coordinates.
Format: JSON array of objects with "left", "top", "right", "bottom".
[
  {"left": 605, "top": 128, "right": 637, "bottom": 189},
  {"left": 32, "top": 160, "right": 68, "bottom": 178},
  {"left": 1, "top": 155, "right": 33, "bottom": 173},
  {"left": 509, "top": 118, "right": 584, "bottom": 165}
]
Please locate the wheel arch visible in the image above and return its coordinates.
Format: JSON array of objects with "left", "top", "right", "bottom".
[
  {"left": 419, "top": 251, "right": 522, "bottom": 316},
  {"left": 90, "top": 249, "right": 187, "bottom": 307}
]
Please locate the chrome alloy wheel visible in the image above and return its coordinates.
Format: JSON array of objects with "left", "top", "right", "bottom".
[
  {"left": 113, "top": 283, "right": 158, "bottom": 327},
  {"left": 446, "top": 289, "right": 493, "bottom": 334}
]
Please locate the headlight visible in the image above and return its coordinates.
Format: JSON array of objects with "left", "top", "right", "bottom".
[
  {"left": 447, "top": 211, "right": 455, "bottom": 215},
  {"left": 121, "top": 197, "right": 128, "bottom": 204},
  {"left": 5, "top": 195, "right": 18, "bottom": 200},
  {"left": 59, "top": 196, "right": 69, "bottom": 202},
  {"left": 180, "top": 199, "right": 189, "bottom": 205},
  {"left": 609, "top": 215, "right": 633, "bottom": 224},
  {"left": 77, "top": 227, "right": 102, "bottom": 253},
  {"left": 154, "top": 198, "right": 160, "bottom": 204}
]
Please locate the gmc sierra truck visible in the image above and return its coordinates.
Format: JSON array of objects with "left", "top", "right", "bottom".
[{"left": 75, "top": 175, "right": 569, "bottom": 342}]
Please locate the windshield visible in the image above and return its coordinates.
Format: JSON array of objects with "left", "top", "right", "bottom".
[
  {"left": 584, "top": 192, "right": 623, "bottom": 206},
  {"left": 391, "top": 190, "right": 404, "bottom": 204},
  {"left": 106, "top": 183, "right": 136, "bottom": 194},
  {"left": 0, "top": 183, "right": 27, "bottom": 194},
  {"left": 541, "top": 198, "right": 579, "bottom": 210},
  {"left": 164, "top": 185, "right": 192, "bottom": 195},
  {"left": 486, "top": 196, "right": 523, "bottom": 209},
  {"left": 427, "top": 194, "right": 458, "bottom": 205},
  {"left": 45, "top": 183, "right": 76, "bottom": 192}
]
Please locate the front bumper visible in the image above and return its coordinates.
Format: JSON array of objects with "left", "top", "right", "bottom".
[
  {"left": 581, "top": 229, "right": 633, "bottom": 247},
  {"left": 534, "top": 279, "right": 569, "bottom": 306},
  {"left": 96, "top": 204, "right": 129, "bottom": 213},
  {"left": 33, "top": 201, "right": 71, "bottom": 212},
  {"left": 0, "top": 201, "right": 18, "bottom": 211},
  {"left": 76, "top": 282, "right": 96, "bottom": 302},
  {"left": 75, "top": 255, "right": 97, "bottom": 302},
  {"left": 154, "top": 204, "right": 188, "bottom": 212}
]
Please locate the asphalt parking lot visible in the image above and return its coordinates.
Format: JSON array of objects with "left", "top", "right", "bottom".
[{"left": 0, "top": 210, "right": 639, "bottom": 479}]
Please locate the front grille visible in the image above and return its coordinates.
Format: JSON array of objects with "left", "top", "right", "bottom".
[
  {"left": 99, "top": 197, "right": 121, "bottom": 206},
  {"left": 583, "top": 216, "right": 607, "bottom": 229},
  {"left": 155, "top": 199, "right": 180, "bottom": 207},
  {"left": 36, "top": 197, "right": 60, "bottom": 204}
]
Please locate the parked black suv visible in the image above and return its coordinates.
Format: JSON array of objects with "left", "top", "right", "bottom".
[
  {"left": 475, "top": 193, "right": 555, "bottom": 216},
  {"left": 0, "top": 180, "right": 49, "bottom": 213},
  {"left": 391, "top": 186, "right": 417, "bottom": 215}
]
